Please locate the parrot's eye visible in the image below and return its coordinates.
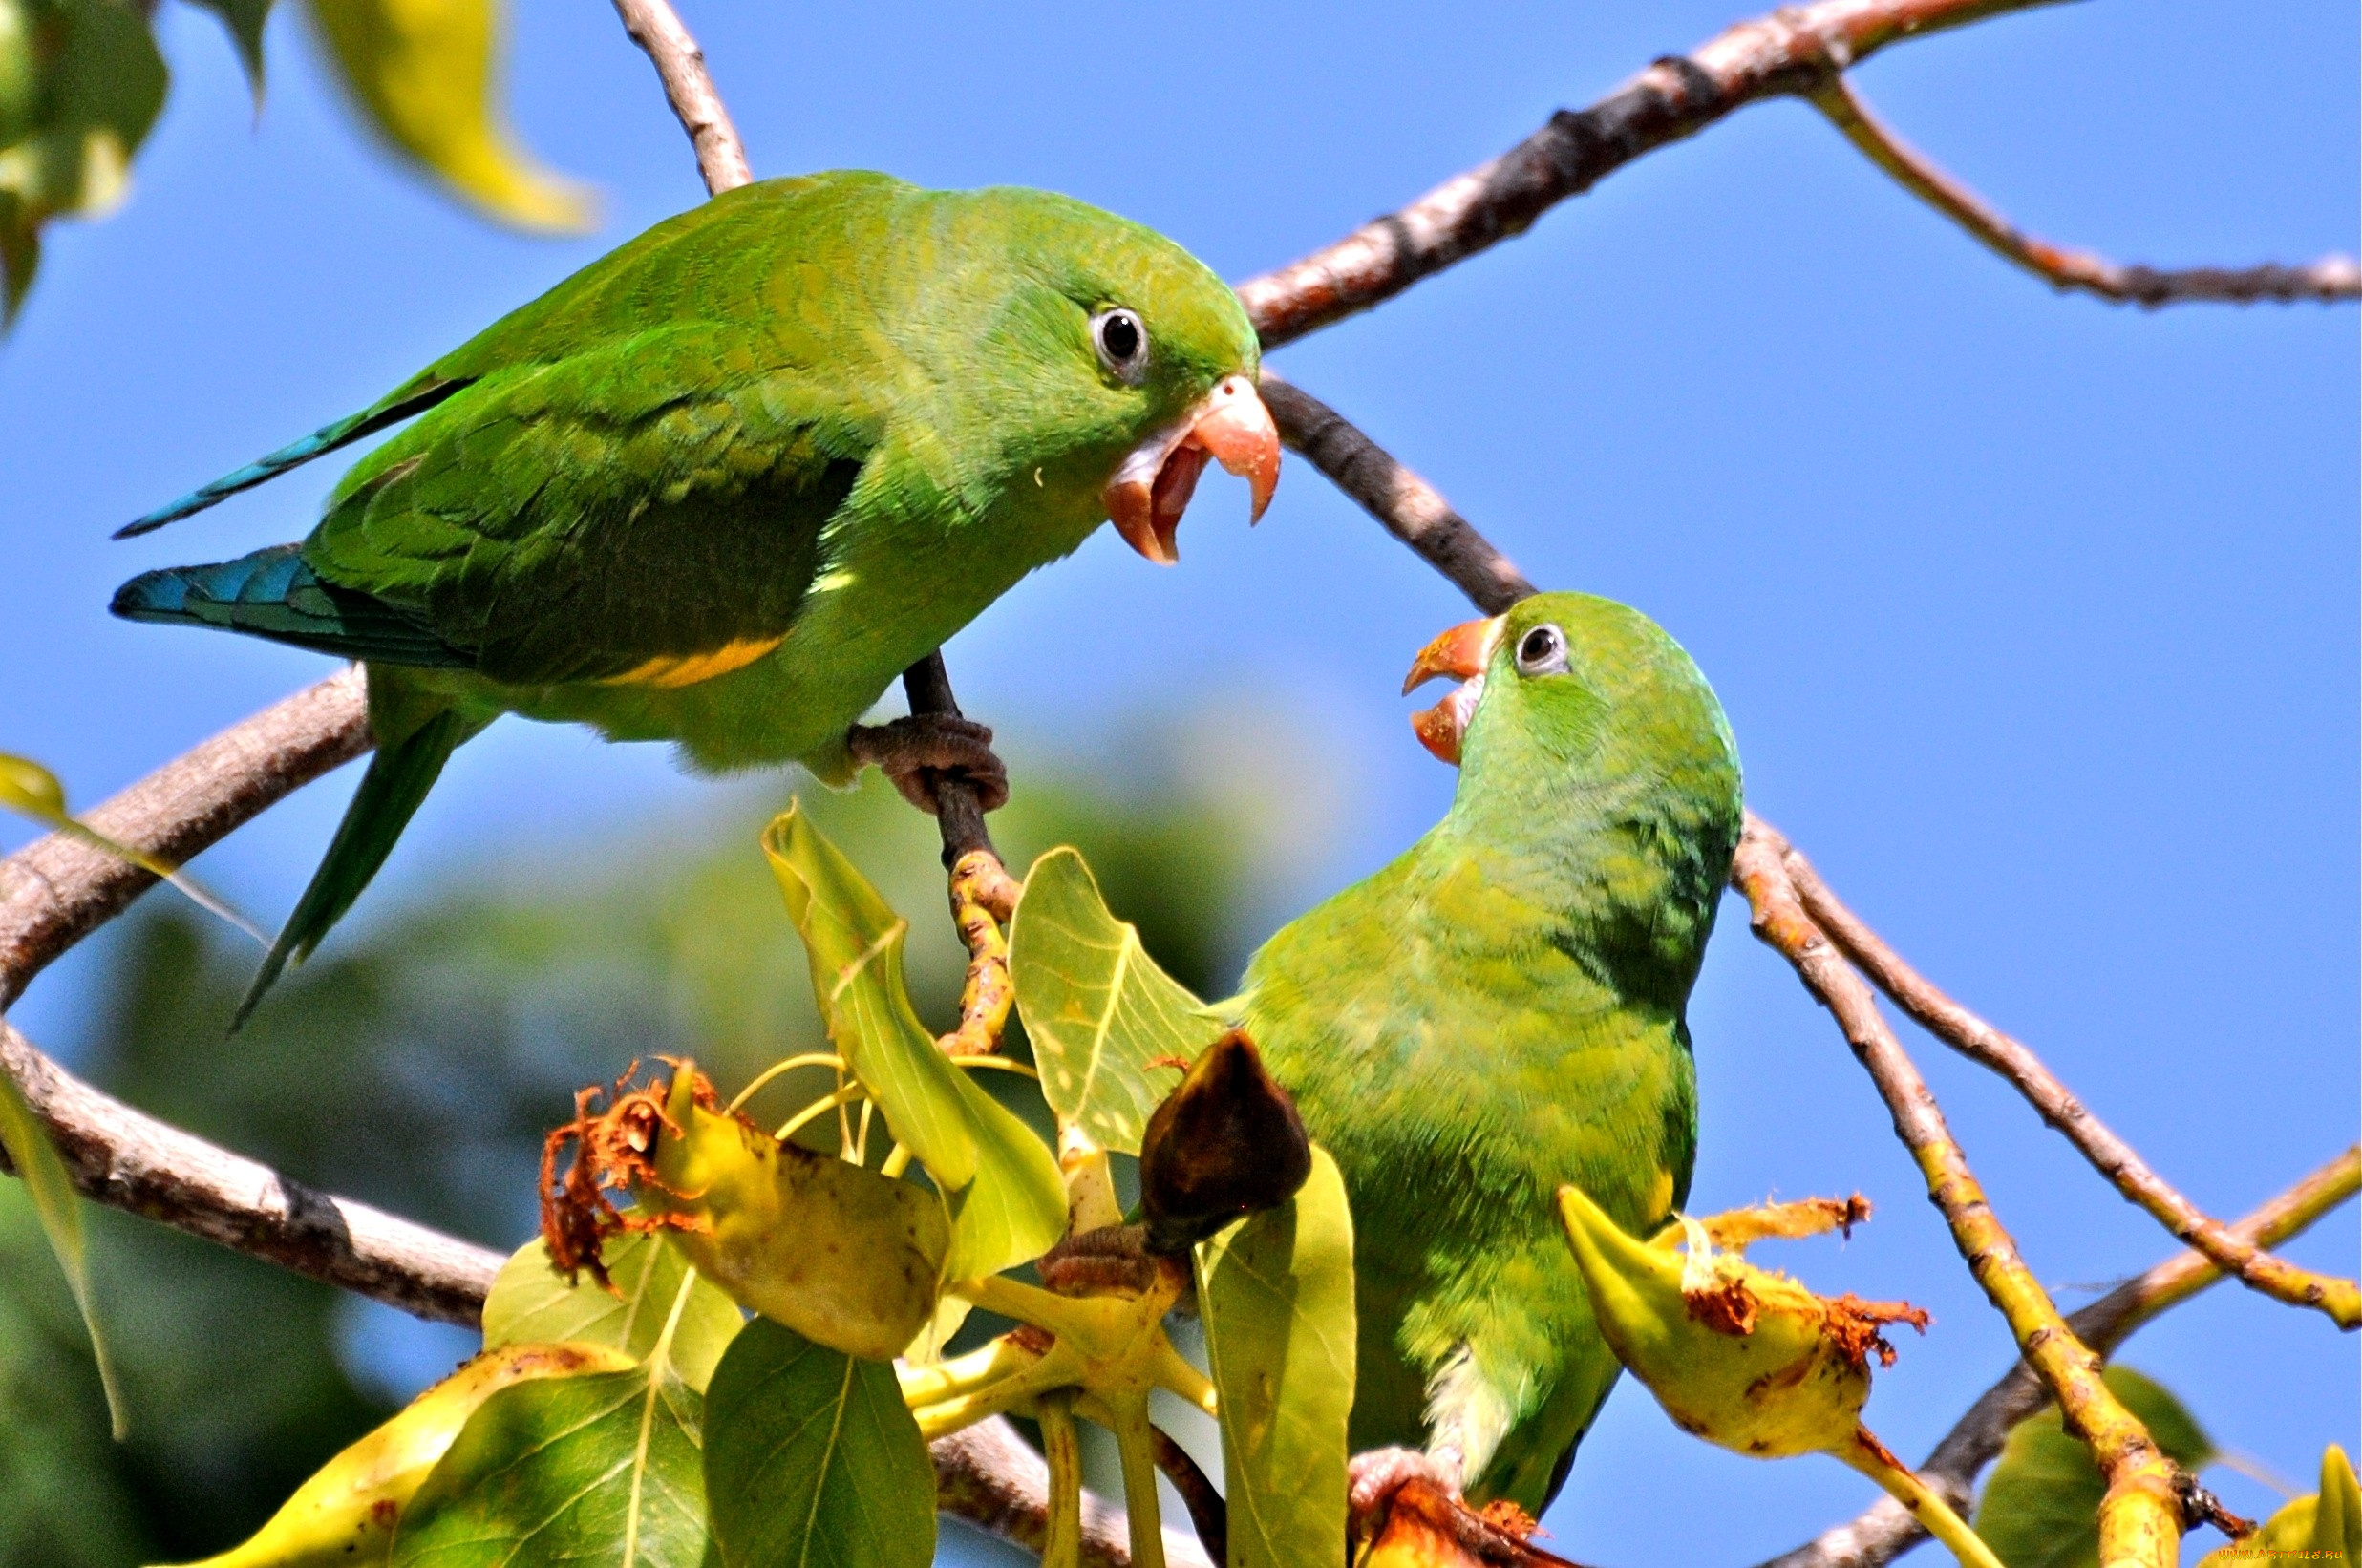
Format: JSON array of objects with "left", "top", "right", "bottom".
[
  {"left": 1515, "top": 625, "right": 1569, "bottom": 677},
  {"left": 1091, "top": 307, "right": 1147, "bottom": 383}
]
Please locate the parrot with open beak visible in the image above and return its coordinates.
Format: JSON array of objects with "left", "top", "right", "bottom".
[
  {"left": 110, "top": 169, "right": 1279, "bottom": 1024},
  {"left": 1228, "top": 590, "right": 1742, "bottom": 1523}
]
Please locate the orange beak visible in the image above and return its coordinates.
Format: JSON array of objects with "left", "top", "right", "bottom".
[
  {"left": 1102, "top": 375, "right": 1282, "bottom": 565},
  {"left": 1401, "top": 616, "right": 1503, "bottom": 766}
]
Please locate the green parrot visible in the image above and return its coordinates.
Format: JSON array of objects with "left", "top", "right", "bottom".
[
  {"left": 111, "top": 169, "right": 1279, "bottom": 1023},
  {"left": 1228, "top": 590, "right": 1742, "bottom": 1521}
]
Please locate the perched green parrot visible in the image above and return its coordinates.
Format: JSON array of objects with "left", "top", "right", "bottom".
[
  {"left": 112, "top": 169, "right": 1279, "bottom": 1023},
  {"left": 1229, "top": 590, "right": 1742, "bottom": 1520}
]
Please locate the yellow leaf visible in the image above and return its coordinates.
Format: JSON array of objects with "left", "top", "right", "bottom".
[{"left": 302, "top": 0, "right": 593, "bottom": 233}]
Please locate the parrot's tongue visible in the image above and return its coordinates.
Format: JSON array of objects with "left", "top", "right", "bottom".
[
  {"left": 1104, "top": 375, "right": 1281, "bottom": 565},
  {"left": 1401, "top": 615, "right": 1504, "bottom": 767}
]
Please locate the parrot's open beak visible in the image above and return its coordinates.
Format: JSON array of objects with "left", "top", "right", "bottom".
[
  {"left": 1103, "top": 375, "right": 1281, "bottom": 565},
  {"left": 1400, "top": 615, "right": 1503, "bottom": 766}
]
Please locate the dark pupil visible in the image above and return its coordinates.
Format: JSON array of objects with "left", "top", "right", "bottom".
[
  {"left": 1101, "top": 312, "right": 1140, "bottom": 362},
  {"left": 1521, "top": 629, "right": 1557, "bottom": 665}
]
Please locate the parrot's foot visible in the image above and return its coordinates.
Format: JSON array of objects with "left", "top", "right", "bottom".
[
  {"left": 1038, "top": 1224, "right": 1168, "bottom": 1299},
  {"left": 1353, "top": 1472, "right": 1585, "bottom": 1568},
  {"left": 1349, "top": 1446, "right": 1462, "bottom": 1519},
  {"left": 845, "top": 715, "right": 1010, "bottom": 815}
]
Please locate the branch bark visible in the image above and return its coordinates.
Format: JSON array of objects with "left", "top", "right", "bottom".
[
  {"left": 1236, "top": 0, "right": 2351, "bottom": 343},
  {"left": 1776, "top": 831, "right": 2359, "bottom": 1328},
  {"left": 1261, "top": 373, "right": 1537, "bottom": 615},
  {"left": 0, "top": 668, "right": 371, "bottom": 1010},
  {"left": 1759, "top": 1145, "right": 2360, "bottom": 1568},
  {"left": 607, "top": 0, "right": 752, "bottom": 197},
  {"left": 1809, "top": 74, "right": 2362, "bottom": 307},
  {"left": 0, "top": 1018, "right": 499, "bottom": 1324},
  {"left": 1733, "top": 815, "right": 2183, "bottom": 1568}
]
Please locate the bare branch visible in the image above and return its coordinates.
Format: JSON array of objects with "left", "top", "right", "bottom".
[
  {"left": 607, "top": 0, "right": 753, "bottom": 197},
  {"left": 0, "top": 1019, "right": 500, "bottom": 1324},
  {"left": 1761, "top": 1145, "right": 2359, "bottom": 1568},
  {"left": 1810, "top": 74, "right": 2362, "bottom": 307},
  {"left": 0, "top": 669, "right": 371, "bottom": 1010},
  {"left": 1777, "top": 833, "right": 2359, "bottom": 1328},
  {"left": 1731, "top": 814, "right": 2183, "bottom": 1568},
  {"left": 1261, "top": 373, "right": 1536, "bottom": 616},
  {"left": 1237, "top": 0, "right": 2074, "bottom": 344}
]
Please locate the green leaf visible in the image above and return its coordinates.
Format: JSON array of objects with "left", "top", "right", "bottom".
[
  {"left": 0, "top": 1056, "right": 124, "bottom": 1438},
  {"left": 1196, "top": 1146, "right": 1355, "bottom": 1568},
  {"left": 1974, "top": 1365, "right": 2213, "bottom": 1568},
  {"left": 1009, "top": 846, "right": 1219, "bottom": 1155},
  {"left": 300, "top": 0, "right": 592, "bottom": 233},
  {"left": 0, "top": 0, "right": 168, "bottom": 322},
  {"left": 182, "top": 0, "right": 269, "bottom": 97},
  {"left": 391, "top": 1362, "right": 708, "bottom": 1568},
  {"left": 481, "top": 1231, "right": 743, "bottom": 1394},
  {"left": 702, "top": 1319, "right": 934, "bottom": 1568},
  {"left": 2202, "top": 1447, "right": 2362, "bottom": 1568},
  {"left": 762, "top": 804, "right": 1064, "bottom": 1282}
]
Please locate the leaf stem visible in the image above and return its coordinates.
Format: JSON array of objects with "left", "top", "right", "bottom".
[
  {"left": 724, "top": 1053, "right": 848, "bottom": 1114},
  {"left": 1037, "top": 1390, "right": 1084, "bottom": 1568},
  {"left": 1834, "top": 1427, "right": 2006, "bottom": 1568},
  {"left": 1109, "top": 1401, "right": 1168, "bottom": 1568}
]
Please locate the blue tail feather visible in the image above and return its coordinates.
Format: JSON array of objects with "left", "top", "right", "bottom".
[
  {"left": 115, "top": 377, "right": 469, "bottom": 540},
  {"left": 111, "top": 544, "right": 472, "bottom": 668}
]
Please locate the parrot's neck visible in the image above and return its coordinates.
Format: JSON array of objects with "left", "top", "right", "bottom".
[{"left": 1434, "top": 763, "right": 1730, "bottom": 1010}]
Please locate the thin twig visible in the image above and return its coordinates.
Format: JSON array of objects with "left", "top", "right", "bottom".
[
  {"left": 0, "top": 668, "right": 371, "bottom": 1009},
  {"left": 1759, "top": 1146, "right": 2358, "bottom": 1568},
  {"left": 1809, "top": 74, "right": 2362, "bottom": 307},
  {"left": 607, "top": 0, "right": 753, "bottom": 197},
  {"left": 1238, "top": 0, "right": 2070, "bottom": 344},
  {"left": 1261, "top": 373, "right": 1536, "bottom": 616},
  {"left": 1733, "top": 815, "right": 2183, "bottom": 1568},
  {"left": 1237, "top": 0, "right": 2352, "bottom": 342},
  {"left": 1777, "top": 833, "right": 2359, "bottom": 1328}
]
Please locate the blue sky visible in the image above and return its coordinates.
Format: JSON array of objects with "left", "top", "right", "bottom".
[{"left": 2, "top": 0, "right": 2354, "bottom": 1560}]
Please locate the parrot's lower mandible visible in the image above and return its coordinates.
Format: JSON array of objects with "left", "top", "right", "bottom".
[
  {"left": 110, "top": 170, "right": 1280, "bottom": 1025},
  {"left": 1229, "top": 590, "right": 1743, "bottom": 1524}
]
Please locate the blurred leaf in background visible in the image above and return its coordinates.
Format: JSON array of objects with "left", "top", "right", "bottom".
[
  {"left": 0, "top": 0, "right": 588, "bottom": 328},
  {"left": 0, "top": 718, "right": 1335, "bottom": 1564},
  {"left": 0, "top": 0, "right": 166, "bottom": 320},
  {"left": 302, "top": 0, "right": 592, "bottom": 233}
]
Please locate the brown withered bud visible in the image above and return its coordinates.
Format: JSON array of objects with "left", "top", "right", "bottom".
[{"left": 1138, "top": 1029, "right": 1312, "bottom": 1255}]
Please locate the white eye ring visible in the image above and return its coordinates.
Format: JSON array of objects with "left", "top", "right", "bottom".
[
  {"left": 1515, "top": 624, "right": 1569, "bottom": 677},
  {"left": 1091, "top": 307, "right": 1148, "bottom": 383}
]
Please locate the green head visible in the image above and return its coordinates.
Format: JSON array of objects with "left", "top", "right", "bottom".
[
  {"left": 898, "top": 180, "right": 1278, "bottom": 562},
  {"left": 1402, "top": 591, "right": 1744, "bottom": 984}
]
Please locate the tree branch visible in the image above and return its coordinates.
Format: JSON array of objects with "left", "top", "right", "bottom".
[
  {"left": 0, "top": 1018, "right": 499, "bottom": 1324},
  {"left": 1775, "top": 832, "right": 2359, "bottom": 1328},
  {"left": 1261, "top": 373, "right": 1536, "bottom": 615},
  {"left": 0, "top": 668, "right": 371, "bottom": 1010},
  {"left": 607, "top": 0, "right": 752, "bottom": 197},
  {"left": 1759, "top": 1145, "right": 2360, "bottom": 1568},
  {"left": 1809, "top": 74, "right": 2362, "bottom": 307},
  {"left": 1732, "top": 815, "right": 2183, "bottom": 1568},
  {"left": 1236, "top": 0, "right": 2351, "bottom": 343}
]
